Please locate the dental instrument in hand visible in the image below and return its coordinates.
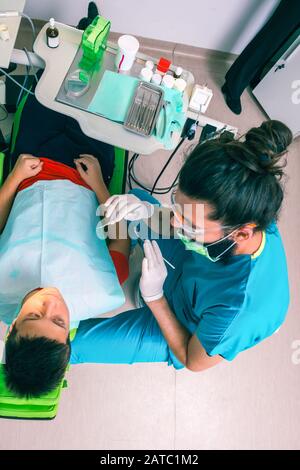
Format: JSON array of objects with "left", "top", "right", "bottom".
[{"left": 133, "top": 226, "right": 175, "bottom": 270}]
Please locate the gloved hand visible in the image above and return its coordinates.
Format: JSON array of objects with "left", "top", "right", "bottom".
[
  {"left": 139, "top": 240, "right": 168, "bottom": 303},
  {"left": 98, "top": 194, "right": 154, "bottom": 227}
]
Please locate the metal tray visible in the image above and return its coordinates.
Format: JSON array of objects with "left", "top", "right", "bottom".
[{"left": 123, "top": 81, "right": 164, "bottom": 137}]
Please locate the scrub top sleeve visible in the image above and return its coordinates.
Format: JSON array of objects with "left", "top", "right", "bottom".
[{"left": 195, "top": 307, "right": 242, "bottom": 361}]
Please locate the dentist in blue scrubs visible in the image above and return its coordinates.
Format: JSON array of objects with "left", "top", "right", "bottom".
[{"left": 71, "top": 120, "right": 292, "bottom": 372}]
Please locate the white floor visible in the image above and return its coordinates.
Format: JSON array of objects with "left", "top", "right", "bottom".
[{"left": 1, "top": 28, "right": 300, "bottom": 450}]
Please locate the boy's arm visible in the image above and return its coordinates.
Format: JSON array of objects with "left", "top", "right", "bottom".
[
  {"left": 0, "top": 174, "right": 20, "bottom": 233},
  {"left": 94, "top": 181, "right": 130, "bottom": 259},
  {"left": 74, "top": 154, "right": 131, "bottom": 259},
  {"left": 0, "top": 155, "right": 43, "bottom": 233}
]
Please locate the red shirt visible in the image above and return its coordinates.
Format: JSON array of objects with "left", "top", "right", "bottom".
[
  {"left": 17, "top": 158, "right": 129, "bottom": 284},
  {"left": 17, "top": 157, "right": 92, "bottom": 192}
]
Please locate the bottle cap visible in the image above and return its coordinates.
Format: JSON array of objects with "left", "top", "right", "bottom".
[
  {"left": 151, "top": 73, "right": 162, "bottom": 85},
  {"left": 49, "top": 18, "right": 55, "bottom": 27},
  {"left": 145, "top": 60, "right": 154, "bottom": 70},
  {"left": 140, "top": 67, "right": 153, "bottom": 82},
  {"left": 162, "top": 74, "right": 175, "bottom": 89},
  {"left": 174, "top": 66, "right": 183, "bottom": 78},
  {"left": 157, "top": 57, "right": 171, "bottom": 74}
]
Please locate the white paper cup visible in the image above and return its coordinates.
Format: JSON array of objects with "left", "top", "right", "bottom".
[{"left": 115, "top": 35, "right": 139, "bottom": 71}]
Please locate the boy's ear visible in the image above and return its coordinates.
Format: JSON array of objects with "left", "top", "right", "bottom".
[
  {"left": 0, "top": 339, "right": 5, "bottom": 364},
  {"left": 7, "top": 319, "right": 17, "bottom": 337}
]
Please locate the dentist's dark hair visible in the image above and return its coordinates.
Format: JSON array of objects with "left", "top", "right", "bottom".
[
  {"left": 4, "top": 325, "right": 71, "bottom": 398},
  {"left": 179, "top": 120, "right": 293, "bottom": 231}
]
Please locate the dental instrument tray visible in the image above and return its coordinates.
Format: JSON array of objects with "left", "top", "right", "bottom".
[{"left": 124, "top": 82, "right": 164, "bottom": 137}]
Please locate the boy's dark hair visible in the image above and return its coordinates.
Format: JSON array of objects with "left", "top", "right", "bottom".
[
  {"left": 3, "top": 325, "right": 71, "bottom": 398},
  {"left": 179, "top": 120, "right": 293, "bottom": 232}
]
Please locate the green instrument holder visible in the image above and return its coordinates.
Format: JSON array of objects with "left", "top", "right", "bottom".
[{"left": 79, "top": 15, "right": 111, "bottom": 73}]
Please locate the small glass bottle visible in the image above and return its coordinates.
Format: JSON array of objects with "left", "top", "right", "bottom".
[
  {"left": 174, "top": 66, "right": 183, "bottom": 79},
  {"left": 46, "top": 18, "right": 59, "bottom": 49}
]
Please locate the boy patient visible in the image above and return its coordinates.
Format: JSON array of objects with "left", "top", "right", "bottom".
[{"left": 0, "top": 153, "right": 130, "bottom": 398}]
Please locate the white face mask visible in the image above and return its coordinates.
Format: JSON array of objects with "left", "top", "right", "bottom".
[{"left": 177, "top": 229, "right": 238, "bottom": 262}]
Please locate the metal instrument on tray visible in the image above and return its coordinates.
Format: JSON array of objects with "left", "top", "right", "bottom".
[{"left": 124, "top": 81, "right": 164, "bottom": 137}]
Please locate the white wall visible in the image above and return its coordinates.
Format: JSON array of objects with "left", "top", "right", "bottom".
[{"left": 24, "top": 0, "right": 281, "bottom": 54}]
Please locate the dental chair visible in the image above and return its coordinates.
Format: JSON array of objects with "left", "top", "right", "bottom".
[
  {"left": 0, "top": 372, "right": 68, "bottom": 420},
  {"left": 0, "top": 89, "right": 128, "bottom": 420}
]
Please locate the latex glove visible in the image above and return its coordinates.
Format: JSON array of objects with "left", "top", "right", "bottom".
[
  {"left": 98, "top": 194, "right": 154, "bottom": 227},
  {"left": 139, "top": 240, "right": 168, "bottom": 303}
]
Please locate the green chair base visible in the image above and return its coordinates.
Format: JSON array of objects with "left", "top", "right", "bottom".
[{"left": 0, "top": 364, "right": 68, "bottom": 420}]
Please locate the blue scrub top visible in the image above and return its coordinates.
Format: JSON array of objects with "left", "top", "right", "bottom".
[{"left": 164, "top": 223, "right": 289, "bottom": 361}]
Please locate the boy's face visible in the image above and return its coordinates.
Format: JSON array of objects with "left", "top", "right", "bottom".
[{"left": 13, "top": 288, "right": 70, "bottom": 344}]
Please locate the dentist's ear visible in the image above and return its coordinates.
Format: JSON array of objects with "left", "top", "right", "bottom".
[{"left": 232, "top": 224, "right": 257, "bottom": 242}]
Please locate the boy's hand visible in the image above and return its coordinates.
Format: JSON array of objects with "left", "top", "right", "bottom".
[
  {"left": 10, "top": 154, "right": 43, "bottom": 185},
  {"left": 74, "top": 154, "right": 104, "bottom": 192}
]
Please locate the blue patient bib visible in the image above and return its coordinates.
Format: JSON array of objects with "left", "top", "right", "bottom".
[{"left": 0, "top": 180, "right": 125, "bottom": 326}]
